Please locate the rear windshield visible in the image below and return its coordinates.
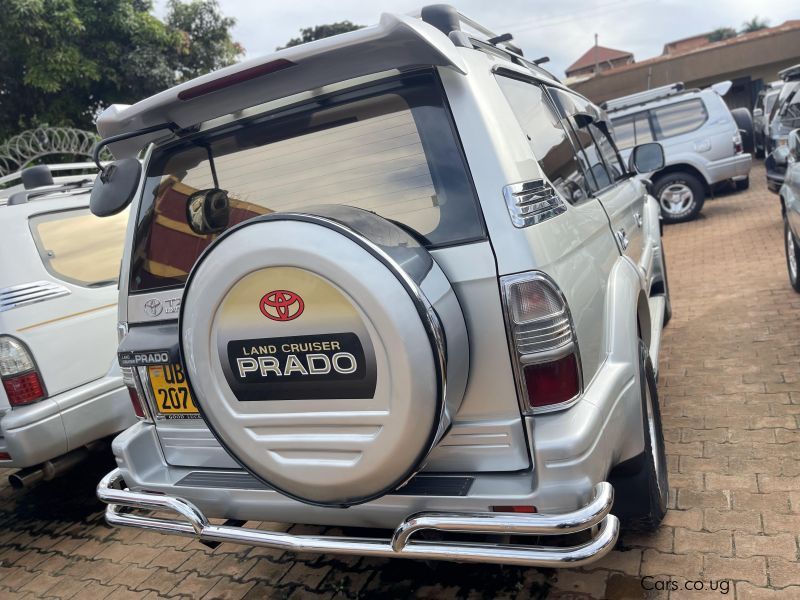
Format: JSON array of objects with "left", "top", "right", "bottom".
[
  {"left": 30, "top": 207, "right": 128, "bottom": 287},
  {"left": 129, "top": 71, "right": 483, "bottom": 293}
]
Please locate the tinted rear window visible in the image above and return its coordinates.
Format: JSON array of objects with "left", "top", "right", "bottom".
[{"left": 129, "top": 72, "right": 483, "bottom": 293}]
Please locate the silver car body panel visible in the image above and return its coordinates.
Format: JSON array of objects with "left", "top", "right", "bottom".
[
  {"left": 0, "top": 188, "right": 135, "bottom": 465},
  {"left": 103, "top": 10, "right": 670, "bottom": 566}
]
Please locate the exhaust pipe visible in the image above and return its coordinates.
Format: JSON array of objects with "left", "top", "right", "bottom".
[{"left": 9, "top": 442, "right": 103, "bottom": 489}]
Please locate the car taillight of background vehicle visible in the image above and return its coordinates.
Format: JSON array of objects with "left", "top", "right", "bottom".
[
  {"left": 0, "top": 336, "right": 47, "bottom": 407},
  {"left": 501, "top": 273, "right": 582, "bottom": 413}
]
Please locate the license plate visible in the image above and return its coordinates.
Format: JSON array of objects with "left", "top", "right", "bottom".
[{"left": 148, "top": 364, "right": 199, "bottom": 418}]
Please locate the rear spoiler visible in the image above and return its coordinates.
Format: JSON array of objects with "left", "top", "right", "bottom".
[{"left": 97, "top": 13, "right": 468, "bottom": 159}]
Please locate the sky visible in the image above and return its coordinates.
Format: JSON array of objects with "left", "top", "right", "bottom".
[{"left": 156, "top": 0, "right": 799, "bottom": 78}]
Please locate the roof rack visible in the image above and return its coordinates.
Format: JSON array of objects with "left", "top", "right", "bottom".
[
  {"left": 0, "top": 161, "right": 99, "bottom": 187},
  {"left": 602, "top": 83, "right": 690, "bottom": 112},
  {"left": 0, "top": 162, "right": 99, "bottom": 207},
  {"left": 3, "top": 179, "right": 93, "bottom": 206},
  {"left": 779, "top": 64, "right": 800, "bottom": 81},
  {"left": 417, "top": 4, "right": 525, "bottom": 56}
]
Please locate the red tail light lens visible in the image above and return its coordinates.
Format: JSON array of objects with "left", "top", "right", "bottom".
[
  {"left": 121, "top": 366, "right": 149, "bottom": 420},
  {"left": 491, "top": 505, "right": 537, "bottom": 513},
  {"left": 501, "top": 272, "right": 582, "bottom": 414},
  {"left": 3, "top": 372, "right": 46, "bottom": 406},
  {"left": 128, "top": 387, "right": 146, "bottom": 418},
  {"left": 523, "top": 353, "right": 580, "bottom": 408}
]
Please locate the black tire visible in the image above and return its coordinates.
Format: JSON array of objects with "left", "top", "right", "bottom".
[
  {"left": 735, "top": 176, "right": 750, "bottom": 191},
  {"left": 609, "top": 341, "right": 669, "bottom": 532},
  {"left": 731, "top": 107, "right": 754, "bottom": 154},
  {"left": 785, "top": 219, "right": 800, "bottom": 293},
  {"left": 653, "top": 172, "right": 705, "bottom": 224}
]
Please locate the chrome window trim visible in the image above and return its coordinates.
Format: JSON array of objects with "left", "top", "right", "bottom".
[{"left": 502, "top": 180, "right": 567, "bottom": 228}]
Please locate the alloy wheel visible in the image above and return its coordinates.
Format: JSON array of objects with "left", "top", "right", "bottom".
[{"left": 659, "top": 183, "right": 693, "bottom": 216}]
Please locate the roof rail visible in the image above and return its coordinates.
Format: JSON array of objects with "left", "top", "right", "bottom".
[
  {"left": 417, "top": 4, "right": 524, "bottom": 56},
  {"left": 0, "top": 161, "right": 100, "bottom": 187},
  {"left": 3, "top": 179, "right": 93, "bottom": 207},
  {"left": 779, "top": 64, "right": 800, "bottom": 81},
  {"left": 602, "top": 83, "right": 687, "bottom": 112}
]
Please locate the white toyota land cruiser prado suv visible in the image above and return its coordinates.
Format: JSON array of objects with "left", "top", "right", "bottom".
[
  {"left": 0, "top": 164, "right": 136, "bottom": 488},
  {"left": 91, "top": 6, "right": 670, "bottom": 568}
]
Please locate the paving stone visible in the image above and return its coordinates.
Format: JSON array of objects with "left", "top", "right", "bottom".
[
  {"left": 735, "top": 533, "right": 798, "bottom": 559},
  {"left": 0, "top": 164, "right": 794, "bottom": 598}
]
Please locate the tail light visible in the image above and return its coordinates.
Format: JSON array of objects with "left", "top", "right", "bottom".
[
  {"left": 121, "top": 366, "right": 150, "bottom": 421},
  {"left": 0, "top": 336, "right": 46, "bottom": 407},
  {"left": 117, "top": 321, "right": 149, "bottom": 421},
  {"left": 733, "top": 133, "right": 743, "bottom": 154},
  {"left": 501, "top": 273, "right": 582, "bottom": 413}
]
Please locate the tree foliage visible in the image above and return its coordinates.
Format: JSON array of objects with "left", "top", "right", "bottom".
[
  {"left": 707, "top": 27, "right": 737, "bottom": 42},
  {"left": 0, "top": 0, "right": 242, "bottom": 141},
  {"left": 280, "top": 21, "right": 363, "bottom": 50},
  {"left": 741, "top": 17, "right": 769, "bottom": 33}
]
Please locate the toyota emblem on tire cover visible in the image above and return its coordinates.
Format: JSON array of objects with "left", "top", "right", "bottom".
[{"left": 260, "top": 290, "right": 304, "bottom": 321}]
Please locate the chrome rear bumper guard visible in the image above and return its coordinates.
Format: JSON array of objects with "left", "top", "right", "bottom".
[{"left": 97, "top": 468, "right": 619, "bottom": 567}]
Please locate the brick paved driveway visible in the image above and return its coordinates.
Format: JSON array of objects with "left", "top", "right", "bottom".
[{"left": 1, "top": 165, "right": 798, "bottom": 599}]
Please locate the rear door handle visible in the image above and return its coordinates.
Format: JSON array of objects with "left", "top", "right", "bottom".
[
  {"left": 634, "top": 212, "right": 643, "bottom": 227},
  {"left": 616, "top": 228, "right": 629, "bottom": 250}
]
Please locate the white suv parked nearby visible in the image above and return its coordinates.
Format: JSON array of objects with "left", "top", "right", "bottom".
[
  {"left": 607, "top": 82, "right": 752, "bottom": 223},
  {"left": 91, "top": 5, "right": 670, "bottom": 568},
  {"left": 0, "top": 164, "right": 136, "bottom": 488}
]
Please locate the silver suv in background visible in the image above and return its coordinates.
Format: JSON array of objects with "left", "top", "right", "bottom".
[{"left": 606, "top": 82, "right": 752, "bottom": 223}]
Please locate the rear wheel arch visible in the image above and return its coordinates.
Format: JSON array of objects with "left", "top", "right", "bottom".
[{"left": 653, "top": 163, "right": 710, "bottom": 194}]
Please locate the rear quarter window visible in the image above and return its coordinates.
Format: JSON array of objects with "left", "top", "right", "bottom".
[
  {"left": 650, "top": 99, "right": 708, "bottom": 139},
  {"left": 130, "top": 72, "right": 483, "bottom": 293},
  {"left": 29, "top": 207, "right": 128, "bottom": 287}
]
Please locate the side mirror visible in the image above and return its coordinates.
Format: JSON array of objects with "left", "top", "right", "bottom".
[
  {"left": 753, "top": 108, "right": 764, "bottom": 118},
  {"left": 629, "top": 142, "right": 665, "bottom": 174},
  {"left": 186, "top": 188, "right": 230, "bottom": 235},
  {"left": 90, "top": 158, "right": 142, "bottom": 217}
]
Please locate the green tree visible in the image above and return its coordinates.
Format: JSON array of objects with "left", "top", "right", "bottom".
[
  {"left": 167, "top": 0, "right": 244, "bottom": 80},
  {"left": 741, "top": 17, "right": 769, "bottom": 33},
  {"left": 707, "top": 27, "right": 737, "bottom": 42},
  {"left": 279, "top": 21, "right": 363, "bottom": 50},
  {"left": 0, "top": 0, "right": 242, "bottom": 142}
]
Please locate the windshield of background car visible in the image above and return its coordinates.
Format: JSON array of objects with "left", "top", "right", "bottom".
[
  {"left": 29, "top": 207, "right": 128, "bottom": 287},
  {"left": 129, "top": 71, "right": 484, "bottom": 293}
]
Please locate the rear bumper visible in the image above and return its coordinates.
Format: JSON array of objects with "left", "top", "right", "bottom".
[
  {"left": 0, "top": 376, "right": 134, "bottom": 469},
  {"left": 704, "top": 153, "right": 752, "bottom": 185},
  {"left": 97, "top": 468, "right": 619, "bottom": 567}
]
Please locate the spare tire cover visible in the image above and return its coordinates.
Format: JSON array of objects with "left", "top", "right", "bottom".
[{"left": 180, "top": 207, "right": 468, "bottom": 507}]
